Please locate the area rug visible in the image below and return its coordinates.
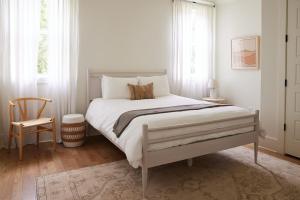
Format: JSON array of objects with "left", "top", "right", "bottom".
[{"left": 36, "top": 147, "right": 300, "bottom": 200}]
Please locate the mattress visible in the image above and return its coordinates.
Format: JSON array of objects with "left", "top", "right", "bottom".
[{"left": 85, "top": 95, "right": 253, "bottom": 168}]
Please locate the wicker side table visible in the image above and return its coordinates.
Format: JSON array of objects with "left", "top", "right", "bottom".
[{"left": 61, "top": 114, "right": 86, "bottom": 147}]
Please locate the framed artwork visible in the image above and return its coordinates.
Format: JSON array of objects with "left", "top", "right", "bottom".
[{"left": 231, "top": 36, "right": 260, "bottom": 70}]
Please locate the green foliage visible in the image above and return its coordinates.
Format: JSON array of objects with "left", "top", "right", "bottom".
[
  {"left": 38, "top": 0, "right": 48, "bottom": 74},
  {"left": 37, "top": 34, "right": 48, "bottom": 74},
  {"left": 40, "top": 0, "right": 47, "bottom": 29}
]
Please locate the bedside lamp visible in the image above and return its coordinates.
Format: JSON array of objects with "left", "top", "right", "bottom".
[{"left": 208, "top": 79, "right": 217, "bottom": 98}]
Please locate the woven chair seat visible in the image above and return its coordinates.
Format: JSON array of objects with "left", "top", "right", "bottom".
[{"left": 12, "top": 118, "right": 53, "bottom": 127}]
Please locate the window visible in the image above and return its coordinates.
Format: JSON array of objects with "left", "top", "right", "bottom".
[
  {"left": 171, "top": 0, "right": 214, "bottom": 98},
  {"left": 37, "top": 0, "right": 48, "bottom": 75},
  {"left": 185, "top": 5, "right": 212, "bottom": 80}
]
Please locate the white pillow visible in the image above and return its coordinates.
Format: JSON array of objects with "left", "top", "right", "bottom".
[
  {"left": 101, "top": 76, "right": 138, "bottom": 99},
  {"left": 138, "top": 75, "right": 170, "bottom": 97}
]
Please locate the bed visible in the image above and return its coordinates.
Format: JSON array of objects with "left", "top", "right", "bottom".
[{"left": 85, "top": 70, "right": 260, "bottom": 195}]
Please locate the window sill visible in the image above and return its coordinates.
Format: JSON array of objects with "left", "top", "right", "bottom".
[{"left": 37, "top": 75, "right": 48, "bottom": 85}]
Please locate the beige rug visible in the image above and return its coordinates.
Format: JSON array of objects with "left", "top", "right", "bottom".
[{"left": 36, "top": 147, "right": 300, "bottom": 200}]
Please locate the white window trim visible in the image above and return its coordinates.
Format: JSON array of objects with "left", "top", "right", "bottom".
[{"left": 37, "top": 74, "right": 48, "bottom": 84}]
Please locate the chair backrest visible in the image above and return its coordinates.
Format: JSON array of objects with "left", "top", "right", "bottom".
[{"left": 9, "top": 97, "right": 52, "bottom": 123}]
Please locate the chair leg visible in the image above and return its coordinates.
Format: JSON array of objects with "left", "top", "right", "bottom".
[
  {"left": 52, "top": 118, "right": 56, "bottom": 151},
  {"left": 18, "top": 126, "right": 23, "bottom": 161},
  {"left": 8, "top": 125, "right": 13, "bottom": 153},
  {"left": 14, "top": 137, "right": 18, "bottom": 149}
]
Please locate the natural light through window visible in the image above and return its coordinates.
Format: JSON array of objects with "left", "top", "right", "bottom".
[
  {"left": 186, "top": 6, "right": 210, "bottom": 80},
  {"left": 38, "top": 0, "right": 48, "bottom": 75}
]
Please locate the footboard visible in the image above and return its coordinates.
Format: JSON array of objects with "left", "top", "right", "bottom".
[{"left": 141, "top": 110, "right": 259, "bottom": 194}]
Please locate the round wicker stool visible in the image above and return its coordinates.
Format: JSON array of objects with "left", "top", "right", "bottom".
[{"left": 61, "top": 114, "right": 86, "bottom": 147}]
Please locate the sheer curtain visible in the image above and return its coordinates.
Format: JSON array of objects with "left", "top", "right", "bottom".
[
  {"left": 47, "top": 0, "right": 79, "bottom": 142},
  {"left": 171, "top": 0, "right": 214, "bottom": 99},
  {"left": 0, "top": 0, "right": 40, "bottom": 147},
  {"left": 0, "top": 0, "right": 79, "bottom": 147}
]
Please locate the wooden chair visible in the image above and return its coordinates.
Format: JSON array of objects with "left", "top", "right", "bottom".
[{"left": 8, "top": 97, "right": 56, "bottom": 160}]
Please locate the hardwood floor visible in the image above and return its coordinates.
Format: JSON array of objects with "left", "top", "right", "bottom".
[
  {"left": 245, "top": 144, "right": 300, "bottom": 165},
  {"left": 0, "top": 136, "right": 299, "bottom": 200},
  {"left": 0, "top": 135, "right": 125, "bottom": 200}
]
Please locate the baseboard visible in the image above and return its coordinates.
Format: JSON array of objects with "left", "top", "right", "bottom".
[
  {"left": 0, "top": 133, "right": 7, "bottom": 149},
  {"left": 0, "top": 136, "right": 62, "bottom": 149},
  {"left": 259, "top": 135, "right": 284, "bottom": 154}
]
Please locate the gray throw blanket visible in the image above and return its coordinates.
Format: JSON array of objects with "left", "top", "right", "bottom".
[{"left": 113, "top": 104, "right": 231, "bottom": 137}]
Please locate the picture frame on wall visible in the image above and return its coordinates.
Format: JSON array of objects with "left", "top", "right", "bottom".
[{"left": 231, "top": 36, "right": 260, "bottom": 70}]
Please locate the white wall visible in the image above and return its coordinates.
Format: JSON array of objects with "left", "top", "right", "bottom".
[
  {"left": 59, "top": 0, "right": 289, "bottom": 153},
  {"left": 215, "top": 0, "right": 261, "bottom": 110},
  {"left": 260, "top": 0, "right": 286, "bottom": 153},
  {"left": 77, "top": 0, "right": 172, "bottom": 113},
  {"left": 215, "top": 0, "right": 287, "bottom": 153}
]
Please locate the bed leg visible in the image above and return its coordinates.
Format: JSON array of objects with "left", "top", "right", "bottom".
[
  {"left": 86, "top": 122, "right": 89, "bottom": 136},
  {"left": 254, "top": 141, "right": 258, "bottom": 164},
  {"left": 187, "top": 158, "right": 193, "bottom": 167},
  {"left": 254, "top": 110, "right": 259, "bottom": 164},
  {"left": 142, "top": 166, "right": 148, "bottom": 198}
]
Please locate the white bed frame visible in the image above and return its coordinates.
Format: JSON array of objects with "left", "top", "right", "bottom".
[{"left": 86, "top": 70, "right": 260, "bottom": 197}]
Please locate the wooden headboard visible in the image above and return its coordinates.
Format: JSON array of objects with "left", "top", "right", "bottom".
[{"left": 86, "top": 69, "right": 167, "bottom": 107}]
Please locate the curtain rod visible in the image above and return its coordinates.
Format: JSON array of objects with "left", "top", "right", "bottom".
[{"left": 172, "top": 0, "right": 216, "bottom": 8}]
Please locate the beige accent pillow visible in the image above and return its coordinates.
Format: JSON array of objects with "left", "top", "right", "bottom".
[{"left": 128, "top": 83, "right": 155, "bottom": 100}]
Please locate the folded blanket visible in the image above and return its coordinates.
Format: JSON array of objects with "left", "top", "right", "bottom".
[{"left": 113, "top": 104, "right": 231, "bottom": 137}]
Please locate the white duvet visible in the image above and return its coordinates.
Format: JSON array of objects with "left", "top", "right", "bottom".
[{"left": 85, "top": 95, "right": 252, "bottom": 168}]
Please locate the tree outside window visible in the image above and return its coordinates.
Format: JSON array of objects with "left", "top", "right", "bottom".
[{"left": 37, "top": 0, "right": 48, "bottom": 74}]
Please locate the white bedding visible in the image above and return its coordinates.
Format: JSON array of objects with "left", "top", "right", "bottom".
[{"left": 85, "top": 95, "right": 253, "bottom": 168}]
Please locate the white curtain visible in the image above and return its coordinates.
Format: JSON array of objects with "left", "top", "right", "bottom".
[
  {"left": 171, "top": 0, "right": 214, "bottom": 99},
  {"left": 47, "top": 0, "right": 79, "bottom": 142},
  {"left": 0, "top": 0, "right": 79, "bottom": 147},
  {"left": 0, "top": 0, "right": 40, "bottom": 147}
]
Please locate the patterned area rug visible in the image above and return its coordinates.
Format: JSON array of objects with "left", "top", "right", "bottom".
[{"left": 36, "top": 147, "right": 300, "bottom": 200}]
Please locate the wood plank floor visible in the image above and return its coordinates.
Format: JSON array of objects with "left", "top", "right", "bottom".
[
  {"left": 0, "top": 136, "right": 299, "bottom": 200},
  {"left": 0, "top": 135, "right": 125, "bottom": 200}
]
